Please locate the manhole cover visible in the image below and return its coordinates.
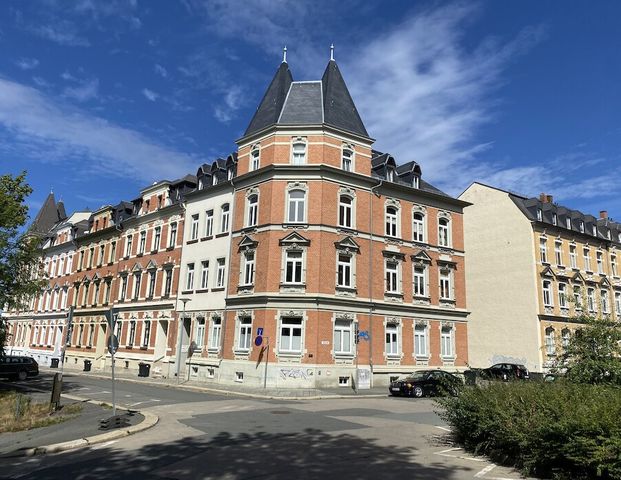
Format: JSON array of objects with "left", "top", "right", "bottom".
[{"left": 270, "top": 410, "right": 290, "bottom": 414}]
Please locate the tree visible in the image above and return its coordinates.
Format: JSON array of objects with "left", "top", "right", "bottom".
[
  {"left": 0, "top": 172, "right": 45, "bottom": 353},
  {"left": 555, "top": 311, "right": 621, "bottom": 385}
]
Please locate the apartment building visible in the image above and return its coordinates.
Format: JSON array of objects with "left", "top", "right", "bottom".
[{"left": 459, "top": 182, "right": 621, "bottom": 372}]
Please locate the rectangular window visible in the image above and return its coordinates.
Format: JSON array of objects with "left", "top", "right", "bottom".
[
  {"left": 238, "top": 317, "right": 252, "bottom": 351},
  {"left": 133, "top": 273, "right": 141, "bottom": 300},
  {"left": 250, "top": 148, "right": 260, "bottom": 171},
  {"left": 285, "top": 251, "right": 303, "bottom": 284},
  {"left": 128, "top": 321, "right": 136, "bottom": 346},
  {"left": 569, "top": 245, "right": 577, "bottom": 269},
  {"left": 119, "top": 276, "right": 127, "bottom": 301},
  {"left": 338, "top": 196, "right": 353, "bottom": 228},
  {"left": 558, "top": 283, "right": 567, "bottom": 308},
  {"left": 342, "top": 148, "right": 353, "bottom": 171},
  {"left": 601, "top": 289, "right": 609, "bottom": 313},
  {"left": 385, "top": 260, "right": 399, "bottom": 293},
  {"left": 413, "top": 266, "right": 426, "bottom": 296},
  {"left": 587, "top": 288, "right": 595, "bottom": 312},
  {"left": 413, "top": 213, "right": 425, "bottom": 243},
  {"left": 615, "top": 292, "right": 621, "bottom": 316},
  {"left": 247, "top": 196, "right": 258, "bottom": 227},
  {"left": 195, "top": 318, "right": 205, "bottom": 348},
  {"left": 385, "top": 323, "right": 399, "bottom": 356},
  {"left": 209, "top": 317, "right": 221, "bottom": 350},
  {"left": 440, "top": 326, "right": 454, "bottom": 358},
  {"left": 163, "top": 269, "right": 172, "bottom": 297},
  {"left": 573, "top": 285, "right": 582, "bottom": 310},
  {"left": 545, "top": 328, "right": 555, "bottom": 356},
  {"left": 139, "top": 231, "right": 146, "bottom": 254},
  {"left": 89, "top": 247, "right": 94, "bottom": 268},
  {"left": 597, "top": 251, "right": 604, "bottom": 274},
  {"left": 543, "top": 280, "right": 552, "bottom": 306},
  {"left": 169, "top": 222, "right": 178, "bottom": 248},
  {"left": 190, "top": 214, "right": 199, "bottom": 240},
  {"left": 584, "top": 248, "right": 592, "bottom": 271},
  {"left": 125, "top": 235, "right": 133, "bottom": 257},
  {"left": 540, "top": 238, "right": 548, "bottom": 263},
  {"left": 414, "top": 324, "right": 428, "bottom": 357},
  {"left": 220, "top": 205, "right": 230, "bottom": 233},
  {"left": 337, "top": 254, "right": 352, "bottom": 287},
  {"left": 612, "top": 255, "right": 618, "bottom": 276},
  {"left": 333, "top": 319, "right": 352, "bottom": 355},
  {"left": 153, "top": 227, "right": 161, "bottom": 251},
  {"left": 555, "top": 241, "right": 563, "bottom": 266},
  {"left": 98, "top": 245, "right": 104, "bottom": 266},
  {"left": 279, "top": 318, "right": 302, "bottom": 353},
  {"left": 216, "top": 258, "right": 226, "bottom": 288},
  {"left": 287, "top": 190, "right": 306, "bottom": 223},
  {"left": 385, "top": 207, "right": 398, "bottom": 237},
  {"left": 440, "top": 270, "right": 452, "bottom": 300},
  {"left": 200, "top": 261, "right": 209, "bottom": 289},
  {"left": 243, "top": 253, "right": 255, "bottom": 285},
  {"left": 93, "top": 283, "right": 100, "bottom": 305},
  {"left": 147, "top": 271, "right": 156, "bottom": 298},
  {"left": 142, "top": 320, "right": 151, "bottom": 347},
  {"left": 205, "top": 210, "right": 214, "bottom": 237},
  {"left": 109, "top": 241, "right": 116, "bottom": 263},
  {"left": 186, "top": 263, "right": 195, "bottom": 291},
  {"left": 291, "top": 141, "right": 306, "bottom": 165},
  {"left": 438, "top": 219, "right": 450, "bottom": 247}
]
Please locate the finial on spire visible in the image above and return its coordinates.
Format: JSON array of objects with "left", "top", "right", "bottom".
[
  {"left": 330, "top": 43, "right": 334, "bottom": 61},
  {"left": 282, "top": 46, "right": 287, "bottom": 63}
]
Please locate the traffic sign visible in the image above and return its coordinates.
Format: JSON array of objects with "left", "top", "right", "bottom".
[
  {"left": 254, "top": 336, "right": 263, "bottom": 347},
  {"left": 257, "top": 327, "right": 264, "bottom": 336},
  {"left": 107, "top": 334, "right": 119, "bottom": 355}
]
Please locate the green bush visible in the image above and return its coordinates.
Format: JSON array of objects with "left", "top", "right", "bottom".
[{"left": 437, "top": 382, "right": 621, "bottom": 479}]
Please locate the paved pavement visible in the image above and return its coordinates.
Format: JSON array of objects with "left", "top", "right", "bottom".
[{"left": 0, "top": 372, "right": 532, "bottom": 480}]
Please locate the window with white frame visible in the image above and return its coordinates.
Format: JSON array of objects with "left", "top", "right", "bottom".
[
  {"left": 616, "top": 292, "right": 621, "bottom": 316},
  {"left": 385, "top": 260, "right": 399, "bottom": 293},
  {"left": 612, "top": 254, "right": 618, "bottom": 276},
  {"left": 440, "top": 269, "right": 452, "bottom": 300},
  {"left": 285, "top": 251, "right": 303, "bottom": 284},
  {"left": 119, "top": 275, "right": 128, "bottom": 301},
  {"left": 542, "top": 280, "right": 553, "bottom": 306},
  {"left": 87, "top": 324, "right": 94, "bottom": 347},
  {"left": 338, "top": 195, "right": 353, "bottom": 228},
  {"left": 561, "top": 328, "right": 570, "bottom": 351},
  {"left": 200, "top": 261, "right": 209, "bottom": 289},
  {"left": 133, "top": 273, "right": 142, "bottom": 300},
  {"left": 413, "top": 212, "right": 425, "bottom": 243},
  {"left": 195, "top": 318, "right": 205, "bottom": 348},
  {"left": 243, "top": 252, "right": 255, "bottom": 285},
  {"left": 540, "top": 238, "right": 548, "bottom": 263},
  {"left": 209, "top": 316, "right": 221, "bottom": 350},
  {"left": 587, "top": 287, "right": 595, "bottom": 311},
  {"left": 163, "top": 269, "right": 172, "bottom": 297},
  {"left": 287, "top": 189, "right": 306, "bottom": 223},
  {"left": 580, "top": 220, "right": 584, "bottom": 233},
  {"left": 215, "top": 258, "right": 226, "bottom": 288},
  {"left": 537, "top": 208, "right": 543, "bottom": 221},
  {"left": 139, "top": 231, "right": 146, "bottom": 254},
  {"left": 153, "top": 227, "right": 161, "bottom": 251},
  {"left": 128, "top": 320, "right": 136, "bottom": 346},
  {"left": 190, "top": 214, "right": 199, "bottom": 240},
  {"left": 98, "top": 245, "right": 104, "bottom": 266},
  {"left": 114, "top": 320, "right": 122, "bottom": 343},
  {"left": 220, "top": 204, "right": 230, "bottom": 233},
  {"left": 583, "top": 247, "right": 591, "bottom": 271},
  {"left": 169, "top": 222, "right": 178, "bottom": 247},
  {"left": 185, "top": 263, "right": 195, "bottom": 291},
  {"left": 440, "top": 325, "right": 454, "bottom": 358},
  {"left": 247, "top": 194, "right": 258, "bottom": 227},
  {"left": 147, "top": 271, "right": 156, "bottom": 298},
  {"left": 601, "top": 289, "right": 609, "bottom": 313},
  {"left": 291, "top": 140, "right": 306, "bottom": 165},
  {"left": 385, "top": 322, "right": 399, "bottom": 356},
  {"left": 414, "top": 323, "right": 428, "bottom": 357},
  {"left": 250, "top": 146, "right": 260, "bottom": 171},
  {"left": 205, "top": 210, "right": 214, "bottom": 237},
  {"left": 125, "top": 235, "right": 133, "bottom": 257},
  {"left": 597, "top": 251, "right": 604, "bottom": 274},
  {"left": 333, "top": 319, "right": 353, "bottom": 355},
  {"left": 545, "top": 327, "right": 555, "bottom": 355},
  {"left": 341, "top": 147, "right": 353, "bottom": 171},
  {"left": 413, "top": 265, "right": 427, "bottom": 297},
  {"left": 566, "top": 217, "right": 572, "bottom": 229},
  {"left": 142, "top": 320, "right": 151, "bottom": 347},
  {"left": 555, "top": 241, "right": 563, "bottom": 266},
  {"left": 573, "top": 285, "right": 582, "bottom": 309},
  {"left": 558, "top": 282, "right": 568, "bottom": 308},
  {"left": 279, "top": 317, "right": 302, "bottom": 353},
  {"left": 569, "top": 245, "right": 577, "bottom": 268},
  {"left": 552, "top": 212, "right": 557, "bottom": 225},
  {"left": 438, "top": 217, "right": 451, "bottom": 247},
  {"left": 237, "top": 317, "right": 252, "bottom": 351},
  {"left": 337, "top": 254, "right": 352, "bottom": 288},
  {"left": 385, "top": 206, "right": 398, "bottom": 237}
]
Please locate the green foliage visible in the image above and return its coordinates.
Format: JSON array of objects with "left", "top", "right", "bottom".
[
  {"left": 554, "top": 313, "right": 621, "bottom": 385},
  {"left": 0, "top": 172, "right": 45, "bottom": 352},
  {"left": 437, "top": 382, "right": 621, "bottom": 479}
]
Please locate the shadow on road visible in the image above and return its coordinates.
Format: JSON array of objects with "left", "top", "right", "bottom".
[{"left": 23, "top": 428, "right": 468, "bottom": 480}]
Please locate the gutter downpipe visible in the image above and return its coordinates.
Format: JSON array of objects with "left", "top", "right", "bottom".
[{"left": 369, "top": 179, "right": 383, "bottom": 387}]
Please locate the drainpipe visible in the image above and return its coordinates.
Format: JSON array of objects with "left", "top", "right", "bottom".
[{"left": 368, "top": 179, "right": 383, "bottom": 384}]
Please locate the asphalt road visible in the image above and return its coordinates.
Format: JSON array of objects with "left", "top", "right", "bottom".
[{"left": 1, "top": 373, "right": 528, "bottom": 480}]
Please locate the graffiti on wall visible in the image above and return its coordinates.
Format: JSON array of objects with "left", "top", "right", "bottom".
[{"left": 279, "top": 368, "right": 314, "bottom": 380}]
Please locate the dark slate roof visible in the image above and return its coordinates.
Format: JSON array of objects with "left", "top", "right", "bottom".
[
  {"left": 244, "top": 62, "right": 293, "bottom": 136},
  {"left": 31, "top": 192, "right": 66, "bottom": 235},
  {"left": 243, "top": 60, "right": 369, "bottom": 139},
  {"left": 279, "top": 82, "right": 323, "bottom": 125}
]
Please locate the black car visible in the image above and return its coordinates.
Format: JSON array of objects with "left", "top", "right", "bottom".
[
  {"left": 480, "top": 363, "right": 530, "bottom": 381},
  {"left": 389, "top": 370, "right": 463, "bottom": 398},
  {"left": 0, "top": 356, "right": 39, "bottom": 381}
]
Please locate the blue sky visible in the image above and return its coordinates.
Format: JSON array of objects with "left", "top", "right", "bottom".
[{"left": 2, "top": 1, "right": 621, "bottom": 220}]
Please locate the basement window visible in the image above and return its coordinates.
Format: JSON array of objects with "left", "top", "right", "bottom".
[
  {"left": 338, "top": 376, "right": 350, "bottom": 387},
  {"left": 235, "top": 371, "right": 244, "bottom": 382}
]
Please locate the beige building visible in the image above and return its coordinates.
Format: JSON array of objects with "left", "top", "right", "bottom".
[{"left": 459, "top": 182, "right": 621, "bottom": 372}]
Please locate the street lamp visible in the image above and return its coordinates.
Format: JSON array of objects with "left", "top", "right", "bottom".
[{"left": 175, "top": 298, "right": 191, "bottom": 383}]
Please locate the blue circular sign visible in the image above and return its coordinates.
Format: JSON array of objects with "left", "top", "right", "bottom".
[{"left": 254, "top": 336, "right": 263, "bottom": 347}]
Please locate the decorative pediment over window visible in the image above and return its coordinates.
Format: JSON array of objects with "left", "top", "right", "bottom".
[
  {"left": 81, "top": 274, "right": 91, "bottom": 283},
  {"left": 145, "top": 260, "right": 158, "bottom": 270},
  {"left": 385, "top": 197, "right": 400, "bottom": 209},
  {"left": 334, "top": 236, "right": 360, "bottom": 253},
  {"left": 600, "top": 277, "right": 612, "bottom": 287},
  {"left": 132, "top": 262, "right": 143, "bottom": 272},
  {"left": 437, "top": 259, "right": 457, "bottom": 270},
  {"left": 338, "top": 186, "right": 356, "bottom": 197},
  {"left": 91, "top": 272, "right": 101, "bottom": 282},
  {"left": 410, "top": 250, "right": 432, "bottom": 265},
  {"left": 382, "top": 250, "right": 406, "bottom": 261},
  {"left": 572, "top": 271, "right": 585, "bottom": 283},
  {"left": 540, "top": 265, "right": 556, "bottom": 278},
  {"left": 279, "top": 231, "right": 310, "bottom": 247},
  {"left": 238, "top": 235, "right": 259, "bottom": 252}
]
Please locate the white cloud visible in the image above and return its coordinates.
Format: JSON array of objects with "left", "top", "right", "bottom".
[
  {"left": 63, "top": 78, "right": 99, "bottom": 102},
  {"left": 0, "top": 77, "right": 199, "bottom": 182},
  {"left": 30, "top": 23, "right": 90, "bottom": 47},
  {"left": 142, "top": 88, "right": 159, "bottom": 102},
  {"left": 16, "top": 58, "right": 40, "bottom": 70},
  {"left": 154, "top": 64, "right": 168, "bottom": 78},
  {"left": 32, "top": 76, "right": 51, "bottom": 88}
]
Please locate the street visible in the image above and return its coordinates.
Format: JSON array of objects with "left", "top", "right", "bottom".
[{"left": 1, "top": 372, "right": 526, "bottom": 480}]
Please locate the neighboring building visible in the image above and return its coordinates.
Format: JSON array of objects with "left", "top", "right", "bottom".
[
  {"left": 4, "top": 193, "right": 90, "bottom": 366},
  {"left": 181, "top": 55, "right": 470, "bottom": 388},
  {"left": 459, "top": 182, "right": 621, "bottom": 372}
]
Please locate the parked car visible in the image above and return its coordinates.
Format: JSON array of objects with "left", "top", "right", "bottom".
[
  {"left": 480, "top": 363, "right": 530, "bottom": 381},
  {"left": 0, "top": 356, "right": 39, "bottom": 381},
  {"left": 389, "top": 370, "right": 463, "bottom": 398}
]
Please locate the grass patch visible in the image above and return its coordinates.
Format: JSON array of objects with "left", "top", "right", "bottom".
[{"left": 0, "top": 391, "right": 83, "bottom": 434}]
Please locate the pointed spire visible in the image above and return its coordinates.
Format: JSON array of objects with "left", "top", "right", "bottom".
[
  {"left": 330, "top": 44, "right": 334, "bottom": 61},
  {"left": 30, "top": 191, "right": 59, "bottom": 234},
  {"left": 282, "top": 46, "right": 287, "bottom": 63}
]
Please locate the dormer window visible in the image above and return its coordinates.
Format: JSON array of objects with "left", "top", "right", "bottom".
[
  {"left": 552, "top": 213, "right": 557, "bottom": 226},
  {"left": 342, "top": 148, "right": 353, "bottom": 172},
  {"left": 386, "top": 169, "right": 394, "bottom": 182},
  {"left": 198, "top": 178, "right": 204, "bottom": 189},
  {"left": 592, "top": 225, "right": 597, "bottom": 236},
  {"left": 144, "top": 200, "right": 150, "bottom": 213},
  {"left": 537, "top": 208, "right": 542, "bottom": 222},
  {"left": 413, "top": 176, "right": 419, "bottom": 189},
  {"left": 213, "top": 175, "right": 218, "bottom": 186},
  {"left": 227, "top": 168, "right": 234, "bottom": 180},
  {"left": 566, "top": 217, "right": 571, "bottom": 229},
  {"left": 292, "top": 140, "right": 306, "bottom": 165},
  {"left": 580, "top": 221, "right": 584, "bottom": 233}
]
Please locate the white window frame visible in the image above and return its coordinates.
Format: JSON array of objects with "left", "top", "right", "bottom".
[
  {"left": 540, "top": 238, "right": 548, "bottom": 263},
  {"left": 413, "top": 212, "right": 425, "bottom": 243},
  {"left": 285, "top": 250, "right": 304, "bottom": 284},
  {"left": 247, "top": 194, "right": 259, "bottom": 227},
  {"left": 569, "top": 245, "right": 577, "bottom": 269},
  {"left": 545, "top": 327, "right": 555, "bottom": 356},
  {"left": 385, "top": 322, "right": 399, "bottom": 357},
  {"left": 190, "top": 214, "right": 199, "bottom": 240},
  {"left": 142, "top": 319, "right": 151, "bottom": 348},
  {"left": 439, "top": 269, "right": 453, "bottom": 300},
  {"left": 291, "top": 139, "right": 307, "bottom": 165},
  {"left": 208, "top": 316, "right": 222, "bottom": 351},
  {"left": 385, "top": 206, "right": 398, "bottom": 237},
  {"left": 558, "top": 282, "right": 568, "bottom": 308},
  {"left": 542, "top": 280, "right": 553, "bottom": 306},
  {"left": 169, "top": 222, "right": 178, "bottom": 247},
  {"left": 601, "top": 289, "right": 609, "bottom": 313},
  {"left": 587, "top": 287, "right": 595, "bottom": 312},
  {"left": 153, "top": 227, "right": 161, "bottom": 251},
  {"left": 195, "top": 318, "right": 205, "bottom": 348},
  {"left": 243, "top": 252, "right": 255, "bottom": 286},
  {"left": 200, "top": 261, "right": 209, "bottom": 290},
  {"left": 250, "top": 145, "right": 260, "bottom": 171},
  {"left": 414, "top": 323, "right": 428, "bottom": 358},
  {"left": 438, "top": 217, "right": 451, "bottom": 247},
  {"left": 215, "top": 258, "right": 226, "bottom": 288},
  {"left": 333, "top": 319, "right": 353, "bottom": 355},
  {"left": 338, "top": 195, "right": 353, "bottom": 229},
  {"left": 237, "top": 316, "right": 252, "bottom": 352},
  {"left": 185, "top": 263, "right": 195, "bottom": 291},
  {"left": 287, "top": 189, "right": 306, "bottom": 224},
  {"left": 597, "top": 251, "right": 604, "bottom": 274},
  {"left": 440, "top": 325, "right": 454, "bottom": 359},
  {"left": 133, "top": 273, "right": 141, "bottom": 300},
  {"left": 336, "top": 253, "right": 353, "bottom": 288},
  {"left": 341, "top": 147, "right": 353, "bottom": 172},
  {"left": 583, "top": 247, "right": 592, "bottom": 271},
  {"left": 279, "top": 317, "right": 303, "bottom": 354},
  {"left": 385, "top": 260, "right": 400, "bottom": 294},
  {"left": 413, "top": 265, "right": 427, "bottom": 297},
  {"left": 554, "top": 241, "right": 563, "bottom": 266},
  {"left": 205, "top": 210, "right": 214, "bottom": 237},
  {"left": 220, "top": 204, "right": 230, "bottom": 233},
  {"left": 139, "top": 231, "right": 146, "bottom": 254}
]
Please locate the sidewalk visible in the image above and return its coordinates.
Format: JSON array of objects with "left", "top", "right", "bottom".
[{"left": 53, "top": 366, "right": 390, "bottom": 400}]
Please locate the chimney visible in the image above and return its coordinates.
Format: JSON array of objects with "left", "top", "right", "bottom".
[
  {"left": 600, "top": 210, "right": 608, "bottom": 219},
  {"left": 539, "top": 193, "right": 553, "bottom": 203}
]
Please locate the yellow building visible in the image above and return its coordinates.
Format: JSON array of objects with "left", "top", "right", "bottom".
[{"left": 459, "top": 183, "right": 621, "bottom": 372}]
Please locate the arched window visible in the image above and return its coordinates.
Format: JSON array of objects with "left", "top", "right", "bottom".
[
  {"left": 250, "top": 146, "right": 260, "bottom": 171},
  {"left": 338, "top": 195, "right": 353, "bottom": 228},
  {"left": 385, "top": 206, "right": 398, "bottom": 237},
  {"left": 287, "top": 189, "right": 306, "bottom": 223},
  {"left": 545, "top": 327, "right": 555, "bottom": 355},
  {"left": 291, "top": 140, "right": 306, "bottom": 165},
  {"left": 413, "top": 212, "right": 425, "bottom": 243},
  {"left": 247, "top": 194, "right": 258, "bottom": 227},
  {"left": 342, "top": 148, "right": 353, "bottom": 172},
  {"left": 438, "top": 217, "right": 450, "bottom": 247}
]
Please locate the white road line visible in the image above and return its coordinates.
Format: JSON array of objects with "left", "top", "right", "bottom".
[
  {"left": 434, "top": 448, "right": 487, "bottom": 463},
  {"left": 435, "top": 425, "right": 451, "bottom": 432},
  {"left": 150, "top": 399, "right": 161, "bottom": 402},
  {"left": 91, "top": 440, "right": 118, "bottom": 450},
  {"left": 475, "top": 464, "right": 497, "bottom": 477}
]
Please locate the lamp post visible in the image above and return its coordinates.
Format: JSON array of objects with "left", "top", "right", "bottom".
[{"left": 175, "top": 298, "right": 190, "bottom": 383}]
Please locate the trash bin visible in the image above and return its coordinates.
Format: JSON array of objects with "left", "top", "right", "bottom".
[
  {"left": 83, "top": 359, "right": 92, "bottom": 372},
  {"left": 138, "top": 362, "right": 150, "bottom": 377},
  {"left": 50, "top": 358, "right": 60, "bottom": 368}
]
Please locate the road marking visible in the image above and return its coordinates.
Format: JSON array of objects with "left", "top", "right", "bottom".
[
  {"left": 125, "top": 394, "right": 132, "bottom": 397},
  {"left": 150, "top": 399, "right": 161, "bottom": 402},
  {"left": 91, "top": 440, "right": 118, "bottom": 450},
  {"left": 475, "top": 464, "right": 497, "bottom": 477},
  {"left": 435, "top": 425, "right": 451, "bottom": 432},
  {"left": 434, "top": 447, "right": 487, "bottom": 462}
]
